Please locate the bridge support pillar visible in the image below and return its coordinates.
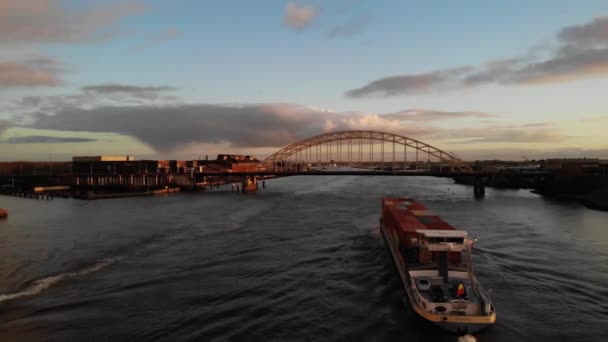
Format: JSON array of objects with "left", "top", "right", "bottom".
[
  {"left": 473, "top": 177, "right": 485, "bottom": 199},
  {"left": 242, "top": 175, "right": 258, "bottom": 193}
]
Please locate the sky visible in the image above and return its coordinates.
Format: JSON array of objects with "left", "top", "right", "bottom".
[{"left": 1, "top": 0, "right": 608, "bottom": 161}]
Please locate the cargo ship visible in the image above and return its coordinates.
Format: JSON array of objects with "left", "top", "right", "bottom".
[{"left": 379, "top": 197, "right": 496, "bottom": 334}]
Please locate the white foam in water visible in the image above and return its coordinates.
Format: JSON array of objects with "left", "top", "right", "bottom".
[
  {"left": 369, "top": 226, "right": 382, "bottom": 239},
  {"left": 0, "top": 257, "right": 121, "bottom": 303},
  {"left": 458, "top": 334, "right": 477, "bottom": 342}
]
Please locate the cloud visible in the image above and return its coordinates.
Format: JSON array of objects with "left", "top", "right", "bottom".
[
  {"left": 12, "top": 98, "right": 577, "bottom": 159},
  {"left": 24, "top": 103, "right": 436, "bottom": 152},
  {"left": 81, "top": 83, "right": 177, "bottom": 99},
  {"left": 0, "top": 0, "right": 144, "bottom": 88},
  {"left": 382, "top": 109, "right": 496, "bottom": 121},
  {"left": 0, "top": 57, "right": 65, "bottom": 87},
  {"left": 4, "top": 86, "right": 180, "bottom": 125},
  {"left": 346, "top": 16, "right": 608, "bottom": 97},
  {"left": 283, "top": 2, "right": 318, "bottom": 30},
  {"left": 434, "top": 123, "right": 564, "bottom": 144},
  {"left": 558, "top": 16, "right": 608, "bottom": 49},
  {"left": 15, "top": 94, "right": 98, "bottom": 115},
  {"left": 461, "top": 58, "right": 524, "bottom": 86},
  {"left": 132, "top": 28, "right": 181, "bottom": 50},
  {"left": 514, "top": 48, "right": 608, "bottom": 84},
  {"left": 10, "top": 83, "right": 181, "bottom": 117},
  {"left": 346, "top": 67, "right": 472, "bottom": 97},
  {"left": 1, "top": 136, "right": 97, "bottom": 144},
  {"left": 0, "top": 0, "right": 146, "bottom": 45}
]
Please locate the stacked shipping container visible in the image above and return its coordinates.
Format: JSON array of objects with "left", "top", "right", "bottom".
[{"left": 382, "top": 197, "right": 462, "bottom": 265}]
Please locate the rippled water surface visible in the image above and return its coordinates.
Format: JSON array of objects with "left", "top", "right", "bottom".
[{"left": 1, "top": 176, "right": 607, "bottom": 341}]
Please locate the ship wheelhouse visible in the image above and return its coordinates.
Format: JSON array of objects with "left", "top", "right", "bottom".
[{"left": 407, "top": 229, "right": 493, "bottom": 318}]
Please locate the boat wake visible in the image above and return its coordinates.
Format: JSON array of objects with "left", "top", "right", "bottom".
[
  {"left": 0, "top": 257, "right": 121, "bottom": 303},
  {"left": 458, "top": 334, "right": 477, "bottom": 342},
  {"left": 368, "top": 227, "right": 382, "bottom": 239}
]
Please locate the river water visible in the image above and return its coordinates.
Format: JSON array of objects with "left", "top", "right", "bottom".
[{"left": 0, "top": 176, "right": 607, "bottom": 341}]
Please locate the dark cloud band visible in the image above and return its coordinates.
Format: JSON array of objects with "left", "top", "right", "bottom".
[
  {"left": 81, "top": 84, "right": 177, "bottom": 94},
  {"left": 2, "top": 136, "right": 97, "bottom": 144},
  {"left": 24, "top": 104, "right": 445, "bottom": 152},
  {"left": 21, "top": 102, "right": 559, "bottom": 153}
]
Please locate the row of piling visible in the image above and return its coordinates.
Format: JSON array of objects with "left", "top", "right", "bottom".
[
  {"left": 0, "top": 190, "right": 55, "bottom": 200},
  {"left": 229, "top": 179, "right": 266, "bottom": 193}
]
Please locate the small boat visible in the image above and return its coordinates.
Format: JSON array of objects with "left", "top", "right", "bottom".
[
  {"left": 379, "top": 197, "right": 496, "bottom": 334},
  {"left": 0, "top": 208, "right": 7, "bottom": 218}
]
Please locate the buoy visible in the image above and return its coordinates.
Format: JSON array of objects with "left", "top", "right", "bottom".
[{"left": 0, "top": 208, "right": 7, "bottom": 218}]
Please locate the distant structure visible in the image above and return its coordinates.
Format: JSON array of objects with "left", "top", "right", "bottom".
[
  {"left": 214, "top": 154, "right": 264, "bottom": 172},
  {"left": 72, "top": 156, "right": 136, "bottom": 162},
  {"left": 542, "top": 158, "right": 608, "bottom": 176},
  {"left": 0, "top": 161, "right": 71, "bottom": 176},
  {"left": 72, "top": 156, "right": 156, "bottom": 175},
  {"left": 69, "top": 154, "right": 265, "bottom": 176}
]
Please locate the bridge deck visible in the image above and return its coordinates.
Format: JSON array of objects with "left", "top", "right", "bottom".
[{"left": 195, "top": 170, "right": 547, "bottom": 177}]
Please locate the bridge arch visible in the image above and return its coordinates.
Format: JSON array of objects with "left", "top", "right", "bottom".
[{"left": 263, "top": 130, "right": 473, "bottom": 173}]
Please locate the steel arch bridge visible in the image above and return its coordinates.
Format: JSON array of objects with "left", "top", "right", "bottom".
[{"left": 263, "top": 130, "right": 473, "bottom": 173}]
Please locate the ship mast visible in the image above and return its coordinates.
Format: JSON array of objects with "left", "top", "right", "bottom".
[{"left": 465, "top": 238, "right": 478, "bottom": 299}]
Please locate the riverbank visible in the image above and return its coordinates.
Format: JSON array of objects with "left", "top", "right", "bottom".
[
  {"left": 452, "top": 175, "right": 608, "bottom": 212},
  {"left": 0, "top": 187, "right": 184, "bottom": 200},
  {"left": 453, "top": 174, "right": 536, "bottom": 189},
  {"left": 533, "top": 174, "right": 608, "bottom": 212}
]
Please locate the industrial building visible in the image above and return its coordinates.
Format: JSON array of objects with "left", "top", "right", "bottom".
[
  {"left": 72, "top": 156, "right": 158, "bottom": 175},
  {"left": 70, "top": 155, "right": 264, "bottom": 176},
  {"left": 0, "top": 162, "right": 71, "bottom": 176}
]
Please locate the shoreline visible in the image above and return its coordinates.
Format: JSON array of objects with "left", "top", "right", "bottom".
[
  {"left": 538, "top": 192, "right": 608, "bottom": 212},
  {"left": 531, "top": 189, "right": 608, "bottom": 212},
  {"left": 0, "top": 187, "right": 185, "bottom": 200},
  {"left": 76, "top": 187, "right": 182, "bottom": 200}
]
